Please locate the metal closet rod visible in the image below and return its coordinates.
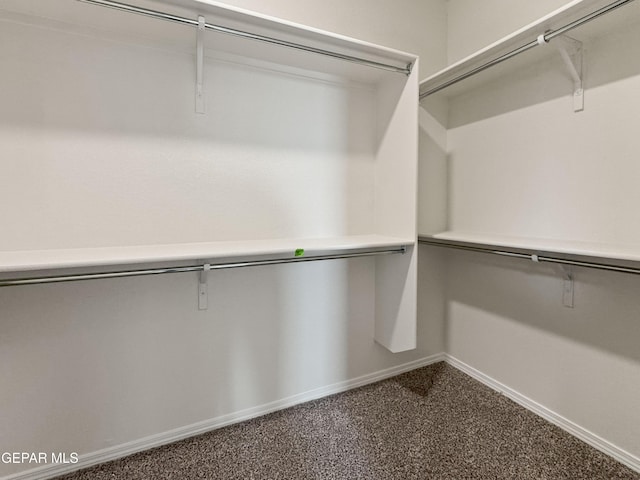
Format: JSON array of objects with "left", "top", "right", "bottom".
[
  {"left": 418, "top": 238, "right": 640, "bottom": 276},
  {"left": 420, "top": 0, "right": 635, "bottom": 98},
  {"left": 0, "top": 247, "right": 406, "bottom": 287},
  {"left": 77, "top": 0, "right": 413, "bottom": 75}
]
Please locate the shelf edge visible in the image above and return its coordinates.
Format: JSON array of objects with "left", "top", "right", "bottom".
[
  {"left": 0, "top": 236, "right": 414, "bottom": 274},
  {"left": 418, "top": 234, "right": 640, "bottom": 275},
  {"left": 0, "top": 241, "right": 413, "bottom": 287}
]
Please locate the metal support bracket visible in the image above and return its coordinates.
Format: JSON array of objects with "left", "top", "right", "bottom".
[
  {"left": 195, "top": 15, "right": 205, "bottom": 114},
  {"left": 560, "top": 265, "right": 574, "bottom": 308},
  {"left": 198, "top": 263, "right": 210, "bottom": 310},
  {"left": 539, "top": 34, "right": 584, "bottom": 112}
]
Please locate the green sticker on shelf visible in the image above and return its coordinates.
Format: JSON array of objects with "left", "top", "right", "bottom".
[{"left": 294, "top": 248, "right": 305, "bottom": 257}]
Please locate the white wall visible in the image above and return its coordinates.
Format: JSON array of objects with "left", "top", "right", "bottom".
[
  {"left": 434, "top": 0, "right": 640, "bottom": 465},
  {"left": 0, "top": 1, "right": 447, "bottom": 478}
]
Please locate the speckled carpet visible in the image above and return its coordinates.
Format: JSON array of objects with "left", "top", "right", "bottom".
[{"left": 56, "top": 362, "right": 639, "bottom": 479}]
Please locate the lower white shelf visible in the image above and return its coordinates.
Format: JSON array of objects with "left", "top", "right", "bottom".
[
  {"left": 419, "top": 231, "right": 640, "bottom": 274},
  {"left": 0, "top": 234, "right": 417, "bottom": 353},
  {"left": 0, "top": 234, "right": 412, "bottom": 278}
]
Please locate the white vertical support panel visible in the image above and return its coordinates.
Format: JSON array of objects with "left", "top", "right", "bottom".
[
  {"left": 374, "top": 60, "right": 419, "bottom": 352},
  {"left": 375, "top": 246, "right": 418, "bottom": 352}
]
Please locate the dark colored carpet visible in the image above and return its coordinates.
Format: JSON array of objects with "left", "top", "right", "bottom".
[{"left": 56, "top": 362, "right": 639, "bottom": 479}]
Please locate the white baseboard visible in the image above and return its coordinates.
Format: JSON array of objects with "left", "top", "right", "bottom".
[
  {"left": 4, "top": 353, "right": 445, "bottom": 480},
  {"left": 8, "top": 353, "right": 637, "bottom": 479},
  {"left": 444, "top": 354, "right": 640, "bottom": 474}
]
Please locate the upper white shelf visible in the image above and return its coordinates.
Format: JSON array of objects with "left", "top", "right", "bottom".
[
  {"left": 421, "top": 231, "right": 640, "bottom": 265},
  {"left": 0, "top": 0, "right": 416, "bottom": 85},
  {"left": 419, "top": 0, "right": 640, "bottom": 99},
  {"left": 0, "top": 235, "right": 413, "bottom": 274}
]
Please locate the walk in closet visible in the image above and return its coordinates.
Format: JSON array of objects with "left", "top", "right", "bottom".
[{"left": 1, "top": 0, "right": 639, "bottom": 478}]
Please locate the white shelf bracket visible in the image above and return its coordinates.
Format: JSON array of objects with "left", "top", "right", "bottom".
[
  {"left": 539, "top": 34, "right": 584, "bottom": 112},
  {"left": 560, "top": 265, "right": 574, "bottom": 308},
  {"left": 195, "top": 15, "right": 205, "bottom": 114},
  {"left": 198, "top": 263, "right": 210, "bottom": 310}
]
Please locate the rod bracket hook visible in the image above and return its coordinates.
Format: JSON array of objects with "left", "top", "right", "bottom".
[{"left": 544, "top": 34, "right": 584, "bottom": 112}]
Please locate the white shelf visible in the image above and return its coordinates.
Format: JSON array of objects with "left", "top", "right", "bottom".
[
  {"left": 419, "top": 0, "right": 640, "bottom": 98},
  {"left": 421, "top": 231, "right": 640, "bottom": 265},
  {"left": 0, "top": 0, "right": 415, "bottom": 85},
  {"left": 0, "top": 235, "right": 413, "bottom": 274}
]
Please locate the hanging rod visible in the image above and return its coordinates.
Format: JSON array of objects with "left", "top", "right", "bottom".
[
  {"left": 0, "top": 246, "right": 406, "bottom": 287},
  {"left": 77, "top": 0, "right": 412, "bottom": 75},
  {"left": 419, "top": 0, "right": 635, "bottom": 98},
  {"left": 418, "top": 237, "right": 640, "bottom": 276}
]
